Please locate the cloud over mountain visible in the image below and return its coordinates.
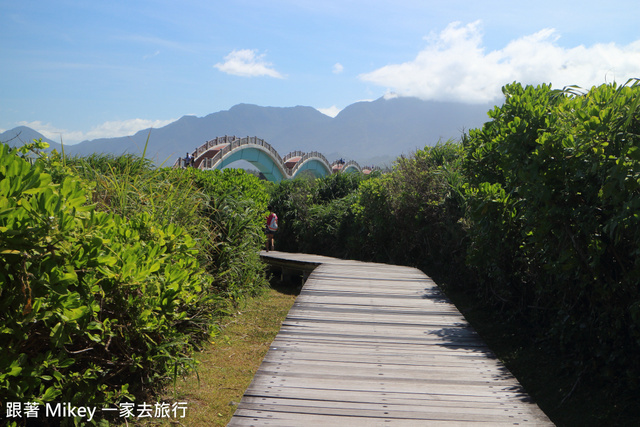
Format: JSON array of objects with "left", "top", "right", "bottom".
[
  {"left": 18, "top": 119, "right": 176, "bottom": 144},
  {"left": 360, "top": 21, "right": 640, "bottom": 104},
  {"left": 214, "top": 49, "right": 284, "bottom": 78},
  {"left": 2, "top": 97, "right": 494, "bottom": 167}
]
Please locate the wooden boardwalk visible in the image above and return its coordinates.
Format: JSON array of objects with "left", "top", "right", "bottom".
[{"left": 229, "top": 252, "right": 553, "bottom": 426}]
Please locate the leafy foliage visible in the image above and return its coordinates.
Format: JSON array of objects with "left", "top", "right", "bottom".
[
  {"left": 0, "top": 143, "right": 270, "bottom": 424},
  {"left": 268, "top": 172, "right": 366, "bottom": 257},
  {"left": 271, "top": 80, "right": 640, "bottom": 413},
  {"left": 0, "top": 143, "right": 214, "bottom": 412},
  {"left": 270, "top": 142, "right": 466, "bottom": 276},
  {"left": 186, "top": 168, "right": 270, "bottom": 304},
  {"left": 268, "top": 177, "right": 315, "bottom": 253},
  {"left": 463, "top": 80, "right": 640, "bottom": 390}
]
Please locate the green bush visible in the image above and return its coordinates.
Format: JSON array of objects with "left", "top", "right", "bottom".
[
  {"left": 0, "top": 143, "right": 216, "bottom": 418},
  {"left": 65, "top": 153, "right": 209, "bottom": 259},
  {"left": 345, "top": 141, "right": 468, "bottom": 276},
  {"left": 463, "top": 80, "right": 640, "bottom": 390},
  {"left": 0, "top": 142, "right": 275, "bottom": 426},
  {"left": 269, "top": 143, "right": 467, "bottom": 276},
  {"left": 185, "top": 168, "right": 270, "bottom": 305},
  {"left": 267, "top": 178, "right": 314, "bottom": 253},
  {"left": 349, "top": 175, "right": 395, "bottom": 261},
  {"left": 267, "top": 172, "right": 370, "bottom": 258},
  {"left": 68, "top": 155, "right": 270, "bottom": 307}
]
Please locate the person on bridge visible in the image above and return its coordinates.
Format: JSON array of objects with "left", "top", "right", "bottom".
[
  {"left": 184, "top": 152, "right": 192, "bottom": 168},
  {"left": 265, "top": 206, "right": 278, "bottom": 252}
]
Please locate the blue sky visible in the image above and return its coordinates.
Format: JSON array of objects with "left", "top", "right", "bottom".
[{"left": 1, "top": 0, "right": 639, "bottom": 144}]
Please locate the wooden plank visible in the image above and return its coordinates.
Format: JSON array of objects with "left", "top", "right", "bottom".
[
  {"left": 238, "top": 396, "right": 530, "bottom": 418},
  {"left": 243, "top": 375, "right": 528, "bottom": 400},
  {"left": 241, "top": 385, "right": 532, "bottom": 407},
  {"left": 228, "top": 252, "right": 553, "bottom": 426},
  {"left": 230, "top": 412, "right": 552, "bottom": 427},
  {"left": 233, "top": 404, "right": 536, "bottom": 423},
  {"left": 256, "top": 361, "right": 499, "bottom": 380},
  {"left": 241, "top": 389, "right": 533, "bottom": 411},
  {"left": 261, "top": 348, "right": 497, "bottom": 366}
]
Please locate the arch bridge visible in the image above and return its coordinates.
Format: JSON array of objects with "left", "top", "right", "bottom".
[{"left": 173, "top": 136, "right": 378, "bottom": 182}]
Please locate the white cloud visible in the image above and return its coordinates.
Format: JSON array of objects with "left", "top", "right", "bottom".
[
  {"left": 317, "top": 106, "right": 342, "bottom": 117},
  {"left": 359, "top": 21, "right": 640, "bottom": 103},
  {"left": 143, "top": 50, "right": 161, "bottom": 60},
  {"left": 17, "top": 121, "right": 76, "bottom": 143},
  {"left": 332, "top": 63, "right": 344, "bottom": 74},
  {"left": 214, "top": 49, "right": 284, "bottom": 78},
  {"left": 83, "top": 118, "right": 176, "bottom": 140},
  {"left": 19, "top": 118, "right": 176, "bottom": 144}
]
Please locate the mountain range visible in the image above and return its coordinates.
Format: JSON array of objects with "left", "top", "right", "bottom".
[{"left": 1, "top": 96, "right": 496, "bottom": 167}]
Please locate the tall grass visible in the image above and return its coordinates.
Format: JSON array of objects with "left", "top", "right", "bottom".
[
  {"left": 65, "top": 152, "right": 270, "bottom": 303},
  {"left": 63, "top": 153, "right": 214, "bottom": 270}
]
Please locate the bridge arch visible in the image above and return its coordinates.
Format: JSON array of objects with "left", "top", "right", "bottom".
[
  {"left": 332, "top": 160, "right": 362, "bottom": 174},
  {"left": 220, "top": 142, "right": 287, "bottom": 182},
  {"left": 290, "top": 152, "right": 332, "bottom": 179},
  {"left": 176, "top": 136, "right": 372, "bottom": 182},
  {"left": 192, "top": 136, "right": 288, "bottom": 181}
]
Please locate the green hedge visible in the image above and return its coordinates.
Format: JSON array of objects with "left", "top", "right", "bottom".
[
  {"left": 0, "top": 143, "right": 216, "bottom": 411},
  {"left": 463, "top": 80, "right": 640, "bottom": 389},
  {"left": 268, "top": 143, "right": 465, "bottom": 276},
  {"left": 268, "top": 172, "right": 365, "bottom": 258},
  {"left": 270, "top": 79, "right": 640, "bottom": 396},
  {"left": 0, "top": 143, "right": 270, "bottom": 424},
  {"left": 182, "top": 168, "right": 270, "bottom": 306}
]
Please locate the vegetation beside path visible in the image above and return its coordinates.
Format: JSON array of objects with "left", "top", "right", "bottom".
[
  {"left": 271, "top": 80, "right": 640, "bottom": 425},
  {"left": 155, "top": 281, "right": 297, "bottom": 427},
  {"left": 3, "top": 79, "right": 640, "bottom": 426},
  {"left": 0, "top": 143, "right": 270, "bottom": 426}
]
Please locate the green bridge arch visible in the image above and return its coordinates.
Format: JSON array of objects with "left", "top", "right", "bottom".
[{"left": 175, "top": 136, "right": 376, "bottom": 182}]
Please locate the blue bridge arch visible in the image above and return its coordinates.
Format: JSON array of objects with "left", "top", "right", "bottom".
[{"left": 174, "top": 136, "right": 377, "bottom": 182}]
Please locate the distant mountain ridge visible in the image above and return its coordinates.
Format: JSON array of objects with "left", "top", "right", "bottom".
[
  {"left": 1, "top": 97, "right": 495, "bottom": 166},
  {"left": 1, "top": 126, "right": 61, "bottom": 151}
]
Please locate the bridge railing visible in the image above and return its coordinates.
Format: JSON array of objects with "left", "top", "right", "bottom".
[
  {"left": 290, "top": 151, "right": 332, "bottom": 177},
  {"left": 283, "top": 151, "right": 305, "bottom": 162},
  {"left": 178, "top": 135, "right": 376, "bottom": 179},
  {"left": 340, "top": 159, "right": 362, "bottom": 172},
  {"left": 196, "top": 136, "right": 288, "bottom": 174},
  {"left": 193, "top": 135, "right": 237, "bottom": 159}
]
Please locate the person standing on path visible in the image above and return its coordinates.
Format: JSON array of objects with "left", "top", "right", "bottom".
[{"left": 265, "top": 206, "right": 278, "bottom": 252}]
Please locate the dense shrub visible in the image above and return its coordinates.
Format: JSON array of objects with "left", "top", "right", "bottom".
[
  {"left": 269, "top": 142, "right": 467, "bottom": 277},
  {"left": 305, "top": 142, "right": 469, "bottom": 273},
  {"left": 0, "top": 143, "right": 271, "bottom": 424},
  {"left": 65, "top": 153, "right": 209, "bottom": 259},
  {"left": 463, "top": 80, "right": 640, "bottom": 390},
  {"left": 268, "top": 172, "right": 367, "bottom": 257},
  {"left": 70, "top": 156, "right": 270, "bottom": 307},
  {"left": 186, "top": 168, "right": 270, "bottom": 304},
  {"left": 0, "top": 143, "right": 216, "bottom": 418},
  {"left": 360, "top": 142, "right": 467, "bottom": 275},
  {"left": 268, "top": 177, "right": 315, "bottom": 253}
]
